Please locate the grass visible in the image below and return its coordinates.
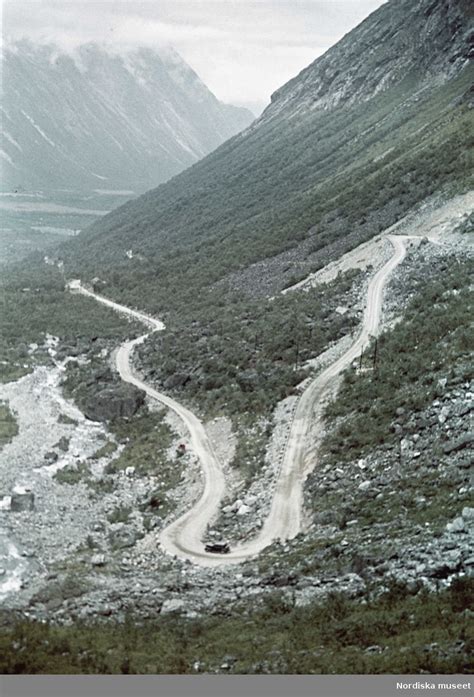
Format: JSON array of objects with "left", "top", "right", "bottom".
[
  {"left": 89, "top": 441, "right": 118, "bottom": 460},
  {"left": 60, "top": 67, "right": 473, "bottom": 320},
  {"left": 105, "top": 412, "right": 174, "bottom": 478},
  {"left": 230, "top": 416, "right": 272, "bottom": 486},
  {"left": 322, "top": 255, "right": 474, "bottom": 463},
  {"left": 54, "top": 462, "right": 90, "bottom": 486},
  {"left": 138, "top": 267, "right": 361, "bottom": 420},
  {"left": 107, "top": 506, "right": 132, "bottom": 524},
  {"left": 0, "top": 578, "right": 472, "bottom": 674},
  {"left": 0, "top": 401, "right": 18, "bottom": 449},
  {"left": 51, "top": 409, "right": 179, "bottom": 518},
  {"left": 0, "top": 360, "right": 32, "bottom": 384}
]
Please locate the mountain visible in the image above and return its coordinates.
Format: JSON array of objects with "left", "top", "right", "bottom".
[
  {"left": 1, "top": 0, "right": 473, "bottom": 660},
  {"left": 264, "top": 0, "right": 473, "bottom": 120},
  {"left": 0, "top": 40, "right": 253, "bottom": 192},
  {"left": 62, "top": 0, "right": 473, "bottom": 312}
]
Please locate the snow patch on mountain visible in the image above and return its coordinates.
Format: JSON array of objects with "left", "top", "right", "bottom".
[
  {"left": 3, "top": 131, "right": 22, "bottom": 151},
  {"left": 20, "top": 110, "right": 56, "bottom": 148},
  {"left": 1, "top": 40, "right": 254, "bottom": 192}
]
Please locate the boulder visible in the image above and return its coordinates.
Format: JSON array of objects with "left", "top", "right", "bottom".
[
  {"left": 446, "top": 517, "right": 465, "bottom": 534},
  {"left": 358, "top": 480, "right": 371, "bottom": 491},
  {"left": 443, "top": 432, "right": 473, "bottom": 455},
  {"left": 220, "top": 655, "right": 237, "bottom": 670},
  {"left": 462, "top": 507, "right": 474, "bottom": 521},
  {"left": 163, "top": 373, "right": 190, "bottom": 390},
  {"left": 438, "top": 406, "right": 450, "bottom": 424},
  {"left": 10, "top": 490, "right": 35, "bottom": 512},
  {"left": 84, "top": 384, "right": 145, "bottom": 422},
  {"left": 261, "top": 573, "right": 298, "bottom": 587},
  {"left": 160, "top": 598, "right": 186, "bottom": 615},
  {"left": 313, "top": 510, "right": 336, "bottom": 525},
  {"left": 236, "top": 370, "right": 260, "bottom": 392},
  {"left": 54, "top": 436, "right": 70, "bottom": 452},
  {"left": 108, "top": 527, "right": 141, "bottom": 549}
]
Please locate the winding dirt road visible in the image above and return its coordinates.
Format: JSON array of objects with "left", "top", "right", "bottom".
[
  {"left": 68, "top": 280, "right": 226, "bottom": 563},
  {"left": 68, "top": 234, "right": 407, "bottom": 567}
]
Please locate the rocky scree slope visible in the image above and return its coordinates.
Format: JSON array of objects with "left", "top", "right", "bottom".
[
  {"left": 1, "top": 41, "right": 253, "bottom": 192},
  {"left": 59, "top": 0, "right": 473, "bottom": 313}
]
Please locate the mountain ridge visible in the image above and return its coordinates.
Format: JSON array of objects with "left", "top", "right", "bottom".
[
  {"left": 262, "top": 0, "right": 473, "bottom": 121},
  {"left": 1, "top": 40, "right": 253, "bottom": 192},
  {"left": 60, "top": 0, "right": 473, "bottom": 315}
]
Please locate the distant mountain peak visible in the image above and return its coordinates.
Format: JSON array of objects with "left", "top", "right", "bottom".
[
  {"left": 64, "top": 0, "right": 473, "bottom": 314},
  {"left": 1, "top": 40, "right": 253, "bottom": 192}
]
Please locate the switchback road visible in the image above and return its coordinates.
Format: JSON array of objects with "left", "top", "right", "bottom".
[{"left": 68, "top": 234, "right": 407, "bottom": 566}]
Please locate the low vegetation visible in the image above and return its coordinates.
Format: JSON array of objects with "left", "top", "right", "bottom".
[
  {"left": 0, "top": 401, "right": 18, "bottom": 449},
  {"left": 230, "top": 417, "right": 272, "bottom": 485},
  {"left": 61, "top": 68, "right": 473, "bottom": 319},
  {"left": 322, "top": 255, "right": 473, "bottom": 463},
  {"left": 54, "top": 462, "right": 90, "bottom": 486},
  {"left": 0, "top": 578, "right": 472, "bottom": 674},
  {"left": 1, "top": 267, "right": 139, "bottom": 384},
  {"left": 139, "top": 269, "right": 361, "bottom": 419},
  {"left": 105, "top": 411, "right": 174, "bottom": 478}
]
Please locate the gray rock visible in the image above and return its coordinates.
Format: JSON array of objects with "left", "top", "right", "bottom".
[
  {"left": 54, "top": 436, "right": 70, "bottom": 452},
  {"left": 84, "top": 384, "right": 145, "bottom": 422},
  {"left": 446, "top": 517, "right": 465, "bottom": 534},
  {"left": 462, "top": 507, "right": 474, "bottom": 521},
  {"left": 108, "top": 527, "right": 141, "bottom": 550},
  {"left": 10, "top": 491, "right": 35, "bottom": 512},
  {"left": 160, "top": 598, "right": 186, "bottom": 615},
  {"left": 220, "top": 655, "right": 237, "bottom": 670},
  {"left": 91, "top": 554, "right": 107, "bottom": 567},
  {"left": 443, "top": 432, "right": 473, "bottom": 454},
  {"left": 438, "top": 406, "right": 450, "bottom": 424},
  {"left": 45, "top": 598, "right": 64, "bottom": 611},
  {"left": 163, "top": 373, "right": 190, "bottom": 390}
]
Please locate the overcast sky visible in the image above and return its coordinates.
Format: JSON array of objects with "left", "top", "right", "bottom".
[{"left": 3, "top": 0, "right": 386, "bottom": 113}]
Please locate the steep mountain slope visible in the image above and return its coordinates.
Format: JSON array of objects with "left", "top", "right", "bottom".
[
  {"left": 0, "top": 41, "right": 253, "bottom": 192},
  {"left": 265, "top": 0, "right": 473, "bottom": 119},
  {"left": 1, "top": 1, "right": 473, "bottom": 658},
  {"left": 62, "top": 0, "right": 473, "bottom": 313}
]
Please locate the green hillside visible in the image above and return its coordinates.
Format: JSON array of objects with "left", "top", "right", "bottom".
[
  {"left": 52, "top": 0, "right": 473, "bottom": 316},
  {"left": 60, "top": 68, "right": 472, "bottom": 314}
]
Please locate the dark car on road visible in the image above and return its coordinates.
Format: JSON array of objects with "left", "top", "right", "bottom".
[{"left": 204, "top": 541, "right": 230, "bottom": 554}]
